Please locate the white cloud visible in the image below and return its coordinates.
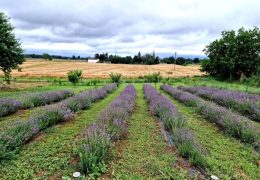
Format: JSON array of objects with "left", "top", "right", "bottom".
[{"left": 1, "top": 0, "right": 259, "bottom": 56}]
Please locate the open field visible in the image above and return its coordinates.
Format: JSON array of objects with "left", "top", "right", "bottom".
[
  {"left": 1, "top": 59, "right": 204, "bottom": 78},
  {"left": 0, "top": 78, "right": 259, "bottom": 179}
]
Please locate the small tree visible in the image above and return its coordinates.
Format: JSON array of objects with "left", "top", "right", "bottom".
[
  {"left": 144, "top": 72, "right": 161, "bottom": 89},
  {"left": 109, "top": 72, "right": 122, "bottom": 85},
  {"left": 42, "top": 53, "right": 52, "bottom": 60},
  {"left": 0, "top": 12, "right": 24, "bottom": 84},
  {"left": 67, "top": 69, "right": 83, "bottom": 85}
]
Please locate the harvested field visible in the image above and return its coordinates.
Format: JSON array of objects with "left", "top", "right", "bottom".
[{"left": 4, "top": 59, "right": 204, "bottom": 78}]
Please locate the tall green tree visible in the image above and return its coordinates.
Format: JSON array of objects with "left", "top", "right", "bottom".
[
  {"left": 202, "top": 27, "right": 260, "bottom": 80},
  {"left": 0, "top": 12, "right": 24, "bottom": 84}
]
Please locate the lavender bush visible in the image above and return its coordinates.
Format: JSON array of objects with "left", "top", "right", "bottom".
[
  {"left": 0, "top": 98, "right": 22, "bottom": 117},
  {"left": 78, "top": 85, "right": 136, "bottom": 176},
  {"left": 144, "top": 84, "right": 186, "bottom": 130},
  {"left": 178, "top": 86, "right": 260, "bottom": 122},
  {"left": 161, "top": 85, "right": 259, "bottom": 146},
  {"left": 144, "top": 84, "right": 207, "bottom": 168},
  {"left": 22, "top": 89, "right": 74, "bottom": 109},
  {"left": 0, "top": 84, "right": 117, "bottom": 161}
]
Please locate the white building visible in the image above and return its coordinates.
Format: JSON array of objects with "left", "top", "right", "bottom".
[{"left": 88, "top": 58, "right": 99, "bottom": 63}]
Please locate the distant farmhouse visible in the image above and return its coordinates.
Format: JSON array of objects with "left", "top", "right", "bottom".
[{"left": 87, "top": 58, "right": 99, "bottom": 63}]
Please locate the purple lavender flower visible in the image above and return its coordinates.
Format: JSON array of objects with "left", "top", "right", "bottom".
[
  {"left": 22, "top": 89, "right": 74, "bottom": 109},
  {"left": 178, "top": 86, "right": 260, "bottom": 122},
  {"left": 0, "top": 98, "right": 22, "bottom": 117},
  {"left": 0, "top": 83, "right": 117, "bottom": 162},
  {"left": 78, "top": 85, "right": 136, "bottom": 175},
  {"left": 161, "top": 85, "right": 259, "bottom": 145}
]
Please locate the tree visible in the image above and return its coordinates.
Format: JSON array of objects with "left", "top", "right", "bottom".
[
  {"left": 133, "top": 52, "right": 142, "bottom": 64},
  {"left": 202, "top": 27, "right": 260, "bottom": 80},
  {"left": 193, "top": 58, "right": 200, "bottom": 64},
  {"left": 42, "top": 53, "right": 52, "bottom": 60},
  {"left": 0, "top": 12, "right": 24, "bottom": 84}
]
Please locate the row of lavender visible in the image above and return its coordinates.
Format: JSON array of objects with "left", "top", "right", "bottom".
[
  {"left": 78, "top": 85, "right": 136, "bottom": 176},
  {"left": 161, "top": 85, "right": 259, "bottom": 149},
  {"left": 0, "top": 84, "right": 117, "bottom": 161},
  {"left": 178, "top": 86, "right": 260, "bottom": 122},
  {"left": 143, "top": 84, "right": 207, "bottom": 168},
  {"left": 0, "top": 90, "right": 74, "bottom": 118}
]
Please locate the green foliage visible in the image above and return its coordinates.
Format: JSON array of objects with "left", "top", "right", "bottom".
[
  {"left": 0, "top": 12, "right": 24, "bottom": 84},
  {"left": 109, "top": 72, "right": 122, "bottom": 84},
  {"left": 144, "top": 72, "right": 161, "bottom": 89},
  {"left": 79, "top": 134, "right": 113, "bottom": 176},
  {"left": 42, "top": 53, "right": 52, "bottom": 60},
  {"left": 67, "top": 69, "right": 83, "bottom": 85},
  {"left": 202, "top": 27, "right": 260, "bottom": 80}
]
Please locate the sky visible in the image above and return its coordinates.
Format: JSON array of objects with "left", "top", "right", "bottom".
[{"left": 1, "top": 0, "right": 260, "bottom": 57}]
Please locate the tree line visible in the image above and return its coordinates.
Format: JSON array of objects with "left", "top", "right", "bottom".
[
  {"left": 95, "top": 52, "right": 160, "bottom": 65},
  {"left": 25, "top": 54, "right": 88, "bottom": 60},
  {"left": 95, "top": 52, "right": 201, "bottom": 65}
]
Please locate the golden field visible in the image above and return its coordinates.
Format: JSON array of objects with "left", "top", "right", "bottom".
[{"left": 4, "top": 59, "right": 205, "bottom": 78}]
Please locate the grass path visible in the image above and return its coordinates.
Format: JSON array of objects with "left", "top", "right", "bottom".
[
  {"left": 161, "top": 89, "right": 259, "bottom": 180},
  {"left": 0, "top": 84, "right": 125, "bottom": 179},
  {"left": 110, "top": 84, "right": 187, "bottom": 179}
]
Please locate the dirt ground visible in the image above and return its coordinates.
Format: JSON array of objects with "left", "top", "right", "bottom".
[{"left": 5, "top": 59, "right": 204, "bottom": 78}]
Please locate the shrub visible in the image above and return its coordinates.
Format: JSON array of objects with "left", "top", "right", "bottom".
[
  {"left": 161, "top": 85, "right": 259, "bottom": 145},
  {"left": 79, "top": 125, "right": 112, "bottom": 176},
  {"left": 0, "top": 84, "right": 118, "bottom": 162},
  {"left": 144, "top": 84, "right": 207, "bottom": 168},
  {"left": 0, "top": 98, "right": 22, "bottom": 117},
  {"left": 173, "top": 128, "right": 207, "bottom": 168},
  {"left": 144, "top": 72, "right": 161, "bottom": 89},
  {"left": 78, "top": 85, "right": 136, "bottom": 176},
  {"left": 178, "top": 86, "right": 260, "bottom": 122},
  {"left": 67, "top": 69, "right": 83, "bottom": 84},
  {"left": 109, "top": 73, "right": 122, "bottom": 85},
  {"left": 22, "top": 90, "right": 74, "bottom": 109}
]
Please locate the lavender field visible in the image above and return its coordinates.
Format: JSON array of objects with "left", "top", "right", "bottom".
[{"left": 0, "top": 82, "right": 259, "bottom": 179}]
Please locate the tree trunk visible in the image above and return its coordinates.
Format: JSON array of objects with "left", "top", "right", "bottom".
[{"left": 3, "top": 69, "right": 11, "bottom": 84}]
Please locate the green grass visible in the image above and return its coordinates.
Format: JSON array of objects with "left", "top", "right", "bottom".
[
  {"left": 110, "top": 84, "right": 187, "bottom": 179},
  {"left": 0, "top": 85, "right": 125, "bottom": 179},
  {"left": 161, "top": 89, "right": 259, "bottom": 179}
]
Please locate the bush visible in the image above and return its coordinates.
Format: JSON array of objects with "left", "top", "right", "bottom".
[
  {"left": 79, "top": 129, "right": 112, "bottom": 176},
  {"left": 0, "top": 98, "right": 22, "bottom": 117},
  {"left": 144, "top": 72, "right": 161, "bottom": 89},
  {"left": 67, "top": 69, "right": 83, "bottom": 85},
  {"left": 22, "top": 90, "right": 74, "bottom": 109},
  {"left": 78, "top": 85, "right": 136, "bottom": 176},
  {"left": 109, "top": 73, "right": 122, "bottom": 85},
  {"left": 161, "top": 85, "right": 259, "bottom": 145}
]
